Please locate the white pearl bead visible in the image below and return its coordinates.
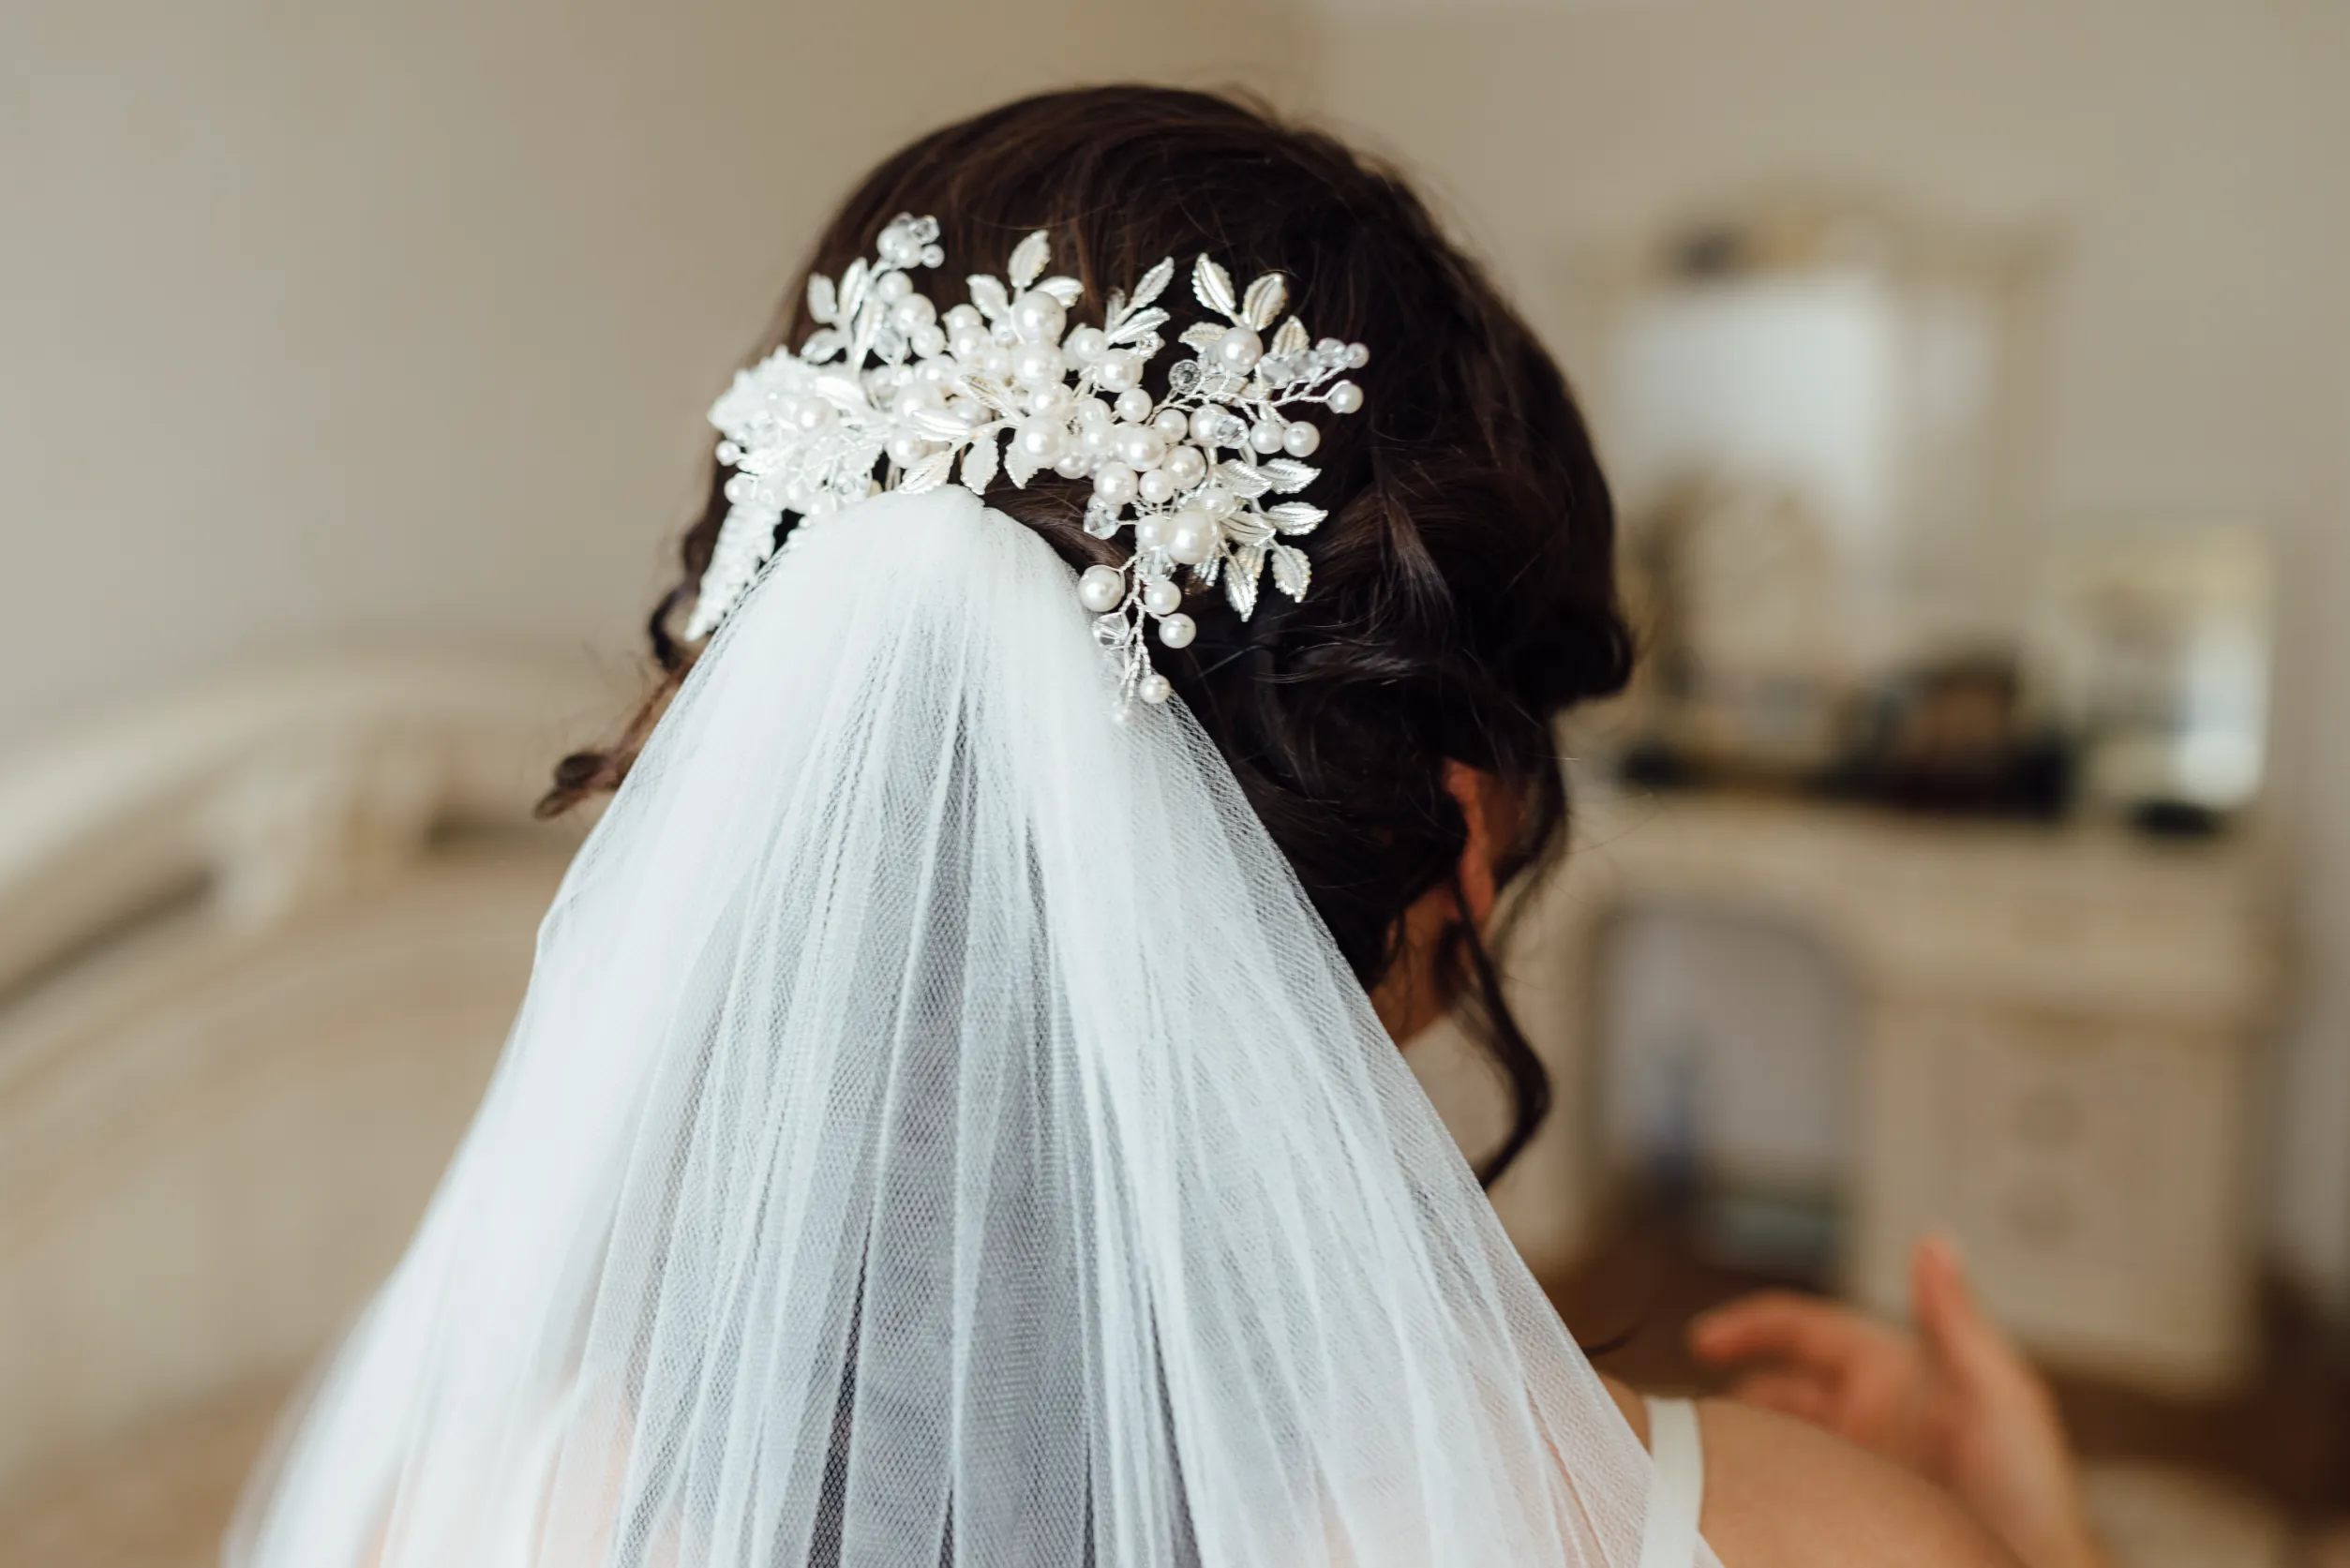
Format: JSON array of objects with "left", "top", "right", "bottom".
[
  {"left": 1015, "top": 420, "right": 1065, "bottom": 463},
  {"left": 1137, "top": 672, "right": 1173, "bottom": 705},
  {"left": 1215, "top": 324, "right": 1264, "bottom": 373},
  {"left": 980, "top": 346, "right": 1012, "bottom": 380},
  {"left": 1093, "top": 463, "right": 1139, "bottom": 506},
  {"left": 1082, "top": 424, "right": 1113, "bottom": 455},
  {"left": 1156, "top": 611, "right": 1196, "bottom": 649},
  {"left": 1077, "top": 564, "right": 1125, "bottom": 613},
  {"left": 891, "top": 293, "right": 935, "bottom": 331},
  {"left": 1138, "top": 468, "right": 1176, "bottom": 504},
  {"left": 1078, "top": 396, "right": 1113, "bottom": 428},
  {"left": 887, "top": 433, "right": 931, "bottom": 466},
  {"left": 1196, "top": 483, "right": 1237, "bottom": 518},
  {"left": 911, "top": 323, "right": 946, "bottom": 358},
  {"left": 1065, "top": 325, "right": 1106, "bottom": 364},
  {"left": 1055, "top": 451, "right": 1090, "bottom": 478},
  {"left": 1163, "top": 508, "right": 1218, "bottom": 566},
  {"left": 1114, "top": 426, "right": 1167, "bottom": 470},
  {"left": 916, "top": 355, "right": 956, "bottom": 385},
  {"left": 876, "top": 271, "right": 913, "bottom": 303},
  {"left": 943, "top": 304, "right": 982, "bottom": 332},
  {"left": 1010, "top": 290, "right": 1066, "bottom": 343},
  {"left": 1152, "top": 409, "right": 1190, "bottom": 441},
  {"left": 794, "top": 400, "right": 835, "bottom": 432},
  {"left": 1346, "top": 342, "right": 1370, "bottom": 368},
  {"left": 1282, "top": 421, "right": 1321, "bottom": 457},
  {"left": 1027, "top": 381, "right": 1070, "bottom": 413},
  {"left": 1142, "top": 578, "right": 1182, "bottom": 617},
  {"left": 950, "top": 328, "right": 989, "bottom": 361},
  {"left": 1325, "top": 380, "right": 1363, "bottom": 414},
  {"left": 1163, "top": 445, "right": 1207, "bottom": 486},
  {"left": 1189, "top": 406, "right": 1226, "bottom": 445},
  {"left": 878, "top": 230, "right": 920, "bottom": 266},
  {"left": 1249, "top": 419, "right": 1286, "bottom": 455},
  {"left": 1011, "top": 341, "right": 1065, "bottom": 387},
  {"left": 1134, "top": 513, "right": 1167, "bottom": 551},
  {"left": 1095, "top": 351, "right": 1140, "bottom": 392},
  {"left": 1114, "top": 387, "right": 1154, "bottom": 424}
]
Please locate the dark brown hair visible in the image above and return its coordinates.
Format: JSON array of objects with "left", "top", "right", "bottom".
[{"left": 543, "top": 86, "right": 1632, "bottom": 1182}]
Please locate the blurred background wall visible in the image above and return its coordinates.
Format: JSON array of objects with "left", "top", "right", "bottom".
[{"left": 0, "top": 0, "right": 1310, "bottom": 728}]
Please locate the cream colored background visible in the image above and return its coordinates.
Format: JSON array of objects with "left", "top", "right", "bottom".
[{"left": 6, "top": 0, "right": 2350, "bottom": 1305}]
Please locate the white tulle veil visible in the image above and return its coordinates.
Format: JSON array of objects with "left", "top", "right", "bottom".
[{"left": 228, "top": 485, "right": 1686, "bottom": 1567}]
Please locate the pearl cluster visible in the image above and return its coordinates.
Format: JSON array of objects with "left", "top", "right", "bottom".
[{"left": 692, "top": 215, "right": 1370, "bottom": 715}]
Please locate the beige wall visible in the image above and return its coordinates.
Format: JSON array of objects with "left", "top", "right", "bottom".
[
  {"left": 0, "top": 0, "right": 1308, "bottom": 744},
  {"left": 1313, "top": 0, "right": 2350, "bottom": 1303},
  {"left": 8, "top": 0, "right": 2350, "bottom": 1299}
]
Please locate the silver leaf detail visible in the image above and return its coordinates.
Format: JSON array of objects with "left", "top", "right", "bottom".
[
  {"left": 1270, "top": 316, "right": 1310, "bottom": 358},
  {"left": 1197, "top": 368, "right": 1247, "bottom": 401},
  {"left": 839, "top": 259, "right": 870, "bottom": 320},
  {"left": 1190, "top": 553, "right": 1223, "bottom": 590},
  {"left": 962, "top": 433, "right": 999, "bottom": 491},
  {"left": 812, "top": 372, "right": 870, "bottom": 412},
  {"left": 1223, "top": 514, "right": 1274, "bottom": 547},
  {"left": 1270, "top": 542, "right": 1311, "bottom": 600},
  {"left": 1242, "top": 274, "right": 1287, "bottom": 331},
  {"left": 1038, "top": 276, "right": 1084, "bottom": 306},
  {"left": 1192, "top": 254, "right": 1237, "bottom": 318},
  {"left": 1009, "top": 230, "right": 1051, "bottom": 290},
  {"left": 1107, "top": 307, "right": 1169, "bottom": 346},
  {"left": 1179, "top": 321, "right": 1227, "bottom": 352},
  {"left": 968, "top": 274, "right": 1010, "bottom": 323},
  {"left": 912, "top": 408, "right": 971, "bottom": 440},
  {"left": 800, "top": 328, "right": 846, "bottom": 364},
  {"left": 1224, "top": 543, "right": 1265, "bottom": 620},
  {"left": 1265, "top": 500, "right": 1326, "bottom": 534},
  {"left": 1259, "top": 458, "right": 1319, "bottom": 493},
  {"left": 807, "top": 274, "right": 838, "bottom": 324},
  {"left": 961, "top": 381, "right": 1016, "bottom": 417},
  {"left": 1217, "top": 459, "right": 1272, "bottom": 500},
  {"left": 1129, "top": 256, "right": 1174, "bottom": 312},
  {"left": 901, "top": 449, "right": 954, "bottom": 494},
  {"left": 1004, "top": 436, "right": 1040, "bottom": 488}
]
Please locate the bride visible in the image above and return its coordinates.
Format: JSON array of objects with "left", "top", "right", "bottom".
[{"left": 227, "top": 87, "right": 2092, "bottom": 1567}]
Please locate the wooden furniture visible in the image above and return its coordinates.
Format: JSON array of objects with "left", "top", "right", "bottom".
[{"left": 1466, "top": 787, "right": 2275, "bottom": 1395}]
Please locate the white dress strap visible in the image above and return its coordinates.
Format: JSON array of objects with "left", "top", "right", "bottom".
[{"left": 1637, "top": 1395, "right": 1708, "bottom": 1568}]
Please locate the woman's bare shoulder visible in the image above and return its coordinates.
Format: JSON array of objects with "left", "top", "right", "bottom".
[{"left": 1693, "top": 1396, "right": 2023, "bottom": 1568}]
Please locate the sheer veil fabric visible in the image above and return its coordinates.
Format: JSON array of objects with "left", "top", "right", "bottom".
[{"left": 228, "top": 486, "right": 1709, "bottom": 1567}]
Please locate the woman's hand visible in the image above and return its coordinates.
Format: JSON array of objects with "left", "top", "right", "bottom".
[{"left": 1688, "top": 1233, "right": 2113, "bottom": 1568}]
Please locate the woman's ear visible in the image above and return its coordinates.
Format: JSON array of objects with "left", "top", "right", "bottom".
[{"left": 1443, "top": 760, "right": 1500, "bottom": 928}]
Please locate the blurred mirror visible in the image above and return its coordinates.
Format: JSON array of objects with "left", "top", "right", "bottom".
[{"left": 2029, "top": 523, "right": 2271, "bottom": 823}]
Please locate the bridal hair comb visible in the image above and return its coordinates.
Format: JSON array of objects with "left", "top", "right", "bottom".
[{"left": 692, "top": 214, "right": 1370, "bottom": 711}]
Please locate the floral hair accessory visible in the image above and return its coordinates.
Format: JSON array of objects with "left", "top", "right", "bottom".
[{"left": 691, "top": 213, "right": 1370, "bottom": 713}]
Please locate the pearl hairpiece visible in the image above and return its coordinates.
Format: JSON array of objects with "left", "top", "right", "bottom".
[{"left": 692, "top": 214, "right": 1370, "bottom": 712}]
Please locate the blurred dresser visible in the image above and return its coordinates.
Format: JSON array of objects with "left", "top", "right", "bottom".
[{"left": 1491, "top": 789, "right": 2274, "bottom": 1396}]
